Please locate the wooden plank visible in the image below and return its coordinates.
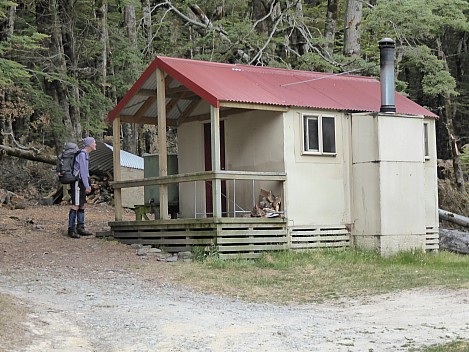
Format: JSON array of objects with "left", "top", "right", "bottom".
[
  {"left": 112, "top": 230, "right": 216, "bottom": 238},
  {"left": 112, "top": 117, "right": 123, "bottom": 221},
  {"left": 291, "top": 228, "right": 349, "bottom": 233},
  {"left": 219, "top": 230, "right": 287, "bottom": 237},
  {"left": 211, "top": 105, "right": 222, "bottom": 219},
  {"left": 218, "top": 244, "right": 288, "bottom": 252},
  {"left": 124, "top": 238, "right": 214, "bottom": 245},
  {"left": 217, "top": 237, "right": 288, "bottom": 244},
  {"left": 290, "top": 225, "right": 347, "bottom": 230},
  {"left": 291, "top": 241, "right": 350, "bottom": 249},
  {"left": 291, "top": 235, "right": 351, "bottom": 242},
  {"left": 291, "top": 233, "right": 350, "bottom": 241},
  {"left": 111, "top": 170, "right": 286, "bottom": 189},
  {"left": 219, "top": 101, "right": 288, "bottom": 112},
  {"left": 156, "top": 68, "right": 169, "bottom": 220}
]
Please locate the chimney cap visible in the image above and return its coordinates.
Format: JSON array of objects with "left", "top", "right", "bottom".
[{"left": 379, "top": 38, "right": 395, "bottom": 47}]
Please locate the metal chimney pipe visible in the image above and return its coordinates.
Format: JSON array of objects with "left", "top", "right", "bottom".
[{"left": 379, "top": 38, "right": 396, "bottom": 113}]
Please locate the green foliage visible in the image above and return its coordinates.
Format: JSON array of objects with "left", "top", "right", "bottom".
[
  {"left": 0, "top": 33, "right": 48, "bottom": 86},
  {"left": 1, "top": 0, "right": 468, "bottom": 154},
  {"left": 403, "top": 45, "right": 458, "bottom": 97}
]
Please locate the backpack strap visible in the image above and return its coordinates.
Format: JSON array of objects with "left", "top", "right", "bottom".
[{"left": 73, "top": 150, "right": 86, "bottom": 178}]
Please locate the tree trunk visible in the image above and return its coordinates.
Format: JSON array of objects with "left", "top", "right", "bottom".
[
  {"left": 439, "top": 228, "right": 469, "bottom": 255},
  {"left": 324, "top": 0, "right": 338, "bottom": 55},
  {"left": 122, "top": 3, "right": 138, "bottom": 154},
  {"left": 284, "top": 0, "right": 308, "bottom": 57},
  {"left": 141, "top": 0, "right": 153, "bottom": 60},
  {"left": 60, "top": 0, "right": 82, "bottom": 137},
  {"left": 35, "top": 0, "right": 80, "bottom": 147},
  {"left": 439, "top": 209, "right": 469, "bottom": 228},
  {"left": 0, "top": 144, "right": 56, "bottom": 165},
  {"left": 0, "top": 3, "right": 15, "bottom": 41},
  {"left": 436, "top": 38, "right": 466, "bottom": 194},
  {"left": 344, "top": 0, "right": 362, "bottom": 57},
  {"left": 250, "top": 0, "right": 270, "bottom": 36},
  {"left": 95, "top": 0, "right": 109, "bottom": 133}
]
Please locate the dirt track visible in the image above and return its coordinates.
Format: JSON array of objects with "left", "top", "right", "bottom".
[{"left": 1, "top": 204, "right": 469, "bottom": 352}]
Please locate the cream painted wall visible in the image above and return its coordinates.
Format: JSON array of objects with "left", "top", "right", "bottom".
[
  {"left": 283, "top": 109, "right": 352, "bottom": 227},
  {"left": 176, "top": 105, "right": 438, "bottom": 244},
  {"left": 351, "top": 162, "right": 381, "bottom": 236},
  {"left": 224, "top": 110, "right": 285, "bottom": 215},
  {"left": 424, "top": 119, "right": 439, "bottom": 228},
  {"left": 351, "top": 113, "right": 433, "bottom": 255},
  {"left": 178, "top": 120, "right": 205, "bottom": 217},
  {"left": 379, "top": 162, "right": 425, "bottom": 235}
]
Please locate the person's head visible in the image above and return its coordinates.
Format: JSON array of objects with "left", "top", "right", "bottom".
[{"left": 83, "top": 137, "right": 96, "bottom": 152}]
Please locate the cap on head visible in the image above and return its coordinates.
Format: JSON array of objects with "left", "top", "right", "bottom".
[{"left": 83, "top": 137, "right": 95, "bottom": 147}]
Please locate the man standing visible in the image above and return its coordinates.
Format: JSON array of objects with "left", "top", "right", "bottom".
[{"left": 67, "top": 136, "right": 97, "bottom": 238}]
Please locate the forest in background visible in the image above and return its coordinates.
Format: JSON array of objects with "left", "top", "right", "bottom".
[{"left": 0, "top": 0, "right": 468, "bottom": 198}]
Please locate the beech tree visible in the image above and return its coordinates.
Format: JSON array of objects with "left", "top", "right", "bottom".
[
  {"left": 343, "top": 0, "right": 362, "bottom": 57},
  {"left": 0, "top": 0, "right": 467, "bottom": 195}
]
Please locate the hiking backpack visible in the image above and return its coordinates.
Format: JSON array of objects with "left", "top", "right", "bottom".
[{"left": 56, "top": 142, "right": 81, "bottom": 184}]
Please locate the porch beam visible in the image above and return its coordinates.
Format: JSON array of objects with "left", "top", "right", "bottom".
[
  {"left": 156, "top": 68, "right": 170, "bottom": 220},
  {"left": 211, "top": 105, "right": 222, "bottom": 219},
  {"left": 119, "top": 115, "right": 178, "bottom": 127},
  {"left": 219, "top": 101, "right": 288, "bottom": 112},
  {"left": 180, "top": 107, "right": 248, "bottom": 125},
  {"left": 112, "top": 171, "right": 287, "bottom": 189},
  {"left": 134, "top": 96, "right": 156, "bottom": 122},
  {"left": 177, "top": 99, "right": 201, "bottom": 126},
  {"left": 112, "top": 116, "right": 123, "bottom": 221}
]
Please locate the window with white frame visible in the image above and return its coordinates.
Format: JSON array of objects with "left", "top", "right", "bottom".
[
  {"left": 423, "top": 122, "right": 430, "bottom": 160},
  {"left": 303, "top": 114, "right": 336, "bottom": 154}
]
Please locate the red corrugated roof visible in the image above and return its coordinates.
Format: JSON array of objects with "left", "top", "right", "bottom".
[{"left": 107, "top": 56, "right": 438, "bottom": 122}]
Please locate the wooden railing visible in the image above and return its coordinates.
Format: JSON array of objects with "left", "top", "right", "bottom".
[{"left": 111, "top": 170, "right": 286, "bottom": 220}]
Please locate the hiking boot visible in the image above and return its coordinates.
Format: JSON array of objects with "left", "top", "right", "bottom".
[
  {"left": 68, "top": 228, "right": 80, "bottom": 239},
  {"left": 76, "top": 225, "right": 93, "bottom": 236}
]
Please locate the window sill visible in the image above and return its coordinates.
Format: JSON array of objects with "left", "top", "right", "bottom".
[{"left": 302, "top": 151, "right": 337, "bottom": 157}]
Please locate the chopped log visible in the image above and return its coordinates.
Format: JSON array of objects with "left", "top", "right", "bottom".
[
  {"left": 252, "top": 189, "right": 283, "bottom": 218},
  {"left": 439, "top": 228, "right": 469, "bottom": 254},
  {"left": 439, "top": 209, "right": 469, "bottom": 228}
]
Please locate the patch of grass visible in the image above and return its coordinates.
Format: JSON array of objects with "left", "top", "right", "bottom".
[
  {"left": 165, "top": 248, "right": 469, "bottom": 303},
  {"left": 413, "top": 340, "right": 469, "bottom": 351}
]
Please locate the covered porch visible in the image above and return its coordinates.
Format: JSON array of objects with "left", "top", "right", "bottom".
[{"left": 107, "top": 59, "right": 293, "bottom": 258}]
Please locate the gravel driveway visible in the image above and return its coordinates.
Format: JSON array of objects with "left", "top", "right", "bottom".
[{"left": 1, "top": 204, "right": 469, "bottom": 352}]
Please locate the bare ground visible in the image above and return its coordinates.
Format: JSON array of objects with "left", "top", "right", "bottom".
[{"left": 1, "top": 203, "right": 469, "bottom": 352}]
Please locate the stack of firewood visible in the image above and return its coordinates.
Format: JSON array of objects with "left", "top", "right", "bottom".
[
  {"left": 251, "top": 189, "right": 283, "bottom": 218},
  {"left": 87, "top": 175, "right": 113, "bottom": 204},
  {"left": 46, "top": 175, "right": 114, "bottom": 205}
]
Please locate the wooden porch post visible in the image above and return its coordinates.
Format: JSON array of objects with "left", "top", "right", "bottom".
[
  {"left": 210, "top": 105, "right": 222, "bottom": 218},
  {"left": 112, "top": 116, "right": 123, "bottom": 221},
  {"left": 156, "top": 68, "right": 169, "bottom": 219}
]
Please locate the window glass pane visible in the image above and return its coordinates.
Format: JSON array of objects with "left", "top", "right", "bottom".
[
  {"left": 322, "top": 117, "right": 336, "bottom": 153},
  {"left": 306, "top": 117, "right": 319, "bottom": 151}
]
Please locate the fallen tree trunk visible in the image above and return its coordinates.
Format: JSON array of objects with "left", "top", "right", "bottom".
[
  {"left": 438, "top": 209, "right": 469, "bottom": 228},
  {"left": 0, "top": 144, "right": 56, "bottom": 165},
  {"left": 439, "top": 228, "right": 469, "bottom": 254}
]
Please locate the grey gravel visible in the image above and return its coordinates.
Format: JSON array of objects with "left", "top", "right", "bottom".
[{"left": 1, "top": 266, "right": 469, "bottom": 352}]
